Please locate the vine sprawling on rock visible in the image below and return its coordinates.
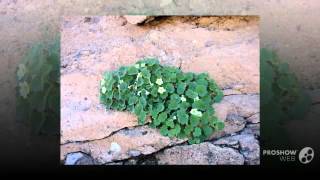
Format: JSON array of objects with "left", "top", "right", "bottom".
[{"left": 100, "top": 58, "right": 224, "bottom": 144}]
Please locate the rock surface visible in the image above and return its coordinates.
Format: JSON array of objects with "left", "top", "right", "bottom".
[
  {"left": 124, "top": 15, "right": 150, "bottom": 24},
  {"left": 61, "top": 126, "right": 185, "bottom": 164},
  {"left": 213, "top": 134, "right": 260, "bottom": 165},
  {"left": 210, "top": 94, "right": 259, "bottom": 139},
  {"left": 156, "top": 142, "right": 245, "bottom": 165},
  {"left": 60, "top": 16, "right": 260, "bottom": 165},
  {"left": 65, "top": 152, "right": 95, "bottom": 165}
]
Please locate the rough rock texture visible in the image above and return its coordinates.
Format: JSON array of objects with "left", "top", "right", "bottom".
[
  {"left": 124, "top": 15, "right": 154, "bottom": 25},
  {"left": 156, "top": 142, "right": 244, "bottom": 165},
  {"left": 60, "top": 16, "right": 260, "bottom": 165},
  {"left": 213, "top": 134, "right": 260, "bottom": 165},
  {"left": 65, "top": 152, "right": 96, "bottom": 165},
  {"left": 210, "top": 94, "right": 259, "bottom": 139},
  {"left": 61, "top": 72, "right": 140, "bottom": 144},
  {"left": 61, "top": 126, "right": 185, "bottom": 164}
]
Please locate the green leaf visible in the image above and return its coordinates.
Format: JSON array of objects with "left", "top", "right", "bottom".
[
  {"left": 138, "top": 111, "right": 147, "bottom": 125},
  {"left": 141, "top": 68, "right": 151, "bottom": 78},
  {"left": 184, "top": 72, "right": 194, "bottom": 82},
  {"left": 165, "top": 119, "right": 175, "bottom": 128},
  {"left": 168, "top": 99, "right": 179, "bottom": 110},
  {"left": 184, "top": 125, "right": 193, "bottom": 135},
  {"left": 128, "top": 96, "right": 138, "bottom": 105},
  {"left": 195, "top": 85, "right": 207, "bottom": 97},
  {"left": 118, "top": 66, "right": 127, "bottom": 77},
  {"left": 134, "top": 103, "right": 143, "bottom": 115},
  {"left": 137, "top": 77, "right": 144, "bottom": 87},
  {"left": 177, "top": 109, "right": 189, "bottom": 125},
  {"left": 127, "top": 66, "right": 139, "bottom": 75},
  {"left": 190, "top": 115, "right": 200, "bottom": 127},
  {"left": 155, "top": 102, "right": 165, "bottom": 113},
  {"left": 215, "top": 121, "right": 225, "bottom": 131},
  {"left": 157, "top": 112, "right": 168, "bottom": 122},
  {"left": 185, "top": 89, "right": 198, "bottom": 99},
  {"left": 173, "top": 124, "right": 181, "bottom": 135},
  {"left": 202, "top": 126, "right": 213, "bottom": 137},
  {"left": 213, "top": 89, "right": 223, "bottom": 102},
  {"left": 165, "top": 83, "right": 174, "bottom": 93},
  {"left": 168, "top": 129, "right": 176, "bottom": 137},
  {"left": 177, "top": 82, "right": 187, "bottom": 95},
  {"left": 160, "top": 125, "right": 169, "bottom": 136},
  {"left": 193, "top": 127, "right": 202, "bottom": 137},
  {"left": 192, "top": 100, "right": 206, "bottom": 110}
]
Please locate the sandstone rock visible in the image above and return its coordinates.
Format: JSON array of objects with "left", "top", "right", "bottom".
[
  {"left": 210, "top": 113, "right": 246, "bottom": 139},
  {"left": 213, "top": 134, "right": 260, "bottom": 165},
  {"left": 210, "top": 94, "right": 259, "bottom": 139},
  {"left": 156, "top": 142, "right": 244, "bottom": 165},
  {"left": 64, "top": 152, "right": 95, "bottom": 165},
  {"left": 241, "top": 123, "right": 260, "bottom": 137},
  {"left": 61, "top": 126, "right": 186, "bottom": 164},
  {"left": 124, "top": 15, "right": 154, "bottom": 25},
  {"left": 181, "top": 38, "right": 259, "bottom": 94},
  {"left": 222, "top": 89, "right": 242, "bottom": 96},
  {"left": 213, "top": 94, "right": 259, "bottom": 121},
  {"left": 61, "top": 73, "right": 139, "bottom": 144},
  {"left": 246, "top": 113, "right": 260, "bottom": 123}
]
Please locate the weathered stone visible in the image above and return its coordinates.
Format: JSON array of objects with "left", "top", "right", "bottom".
[
  {"left": 213, "top": 134, "right": 260, "bottom": 165},
  {"left": 61, "top": 126, "right": 185, "bottom": 164},
  {"left": 124, "top": 15, "right": 149, "bottom": 24},
  {"left": 247, "top": 113, "right": 260, "bottom": 123},
  {"left": 210, "top": 94, "right": 259, "bottom": 139},
  {"left": 210, "top": 113, "right": 246, "bottom": 139},
  {"left": 60, "top": 16, "right": 260, "bottom": 165},
  {"left": 61, "top": 73, "right": 139, "bottom": 144},
  {"left": 241, "top": 123, "right": 260, "bottom": 137},
  {"left": 213, "top": 94, "right": 259, "bottom": 122},
  {"left": 222, "top": 89, "right": 242, "bottom": 96},
  {"left": 123, "top": 159, "right": 138, "bottom": 165},
  {"left": 64, "top": 152, "right": 95, "bottom": 165},
  {"left": 156, "top": 142, "right": 244, "bottom": 165}
]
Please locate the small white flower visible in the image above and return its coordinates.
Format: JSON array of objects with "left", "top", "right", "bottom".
[
  {"left": 156, "top": 78, "right": 163, "bottom": 85},
  {"left": 173, "top": 116, "right": 176, "bottom": 120},
  {"left": 190, "top": 108, "right": 202, "bottom": 117},
  {"left": 158, "top": 86, "right": 166, "bottom": 94},
  {"left": 137, "top": 91, "right": 141, "bottom": 96},
  {"left": 119, "top": 79, "right": 124, "bottom": 84},
  {"left": 100, "top": 79, "right": 106, "bottom": 86},
  {"left": 101, "top": 86, "right": 107, "bottom": 94},
  {"left": 137, "top": 72, "right": 142, "bottom": 78},
  {"left": 135, "top": 64, "right": 140, "bottom": 68},
  {"left": 140, "top": 63, "right": 146, "bottom": 67},
  {"left": 110, "top": 142, "right": 121, "bottom": 153},
  {"left": 145, "top": 90, "right": 150, "bottom": 96},
  {"left": 194, "top": 96, "right": 200, "bottom": 101},
  {"left": 180, "top": 95, "right": 186, "bottom": 102}
]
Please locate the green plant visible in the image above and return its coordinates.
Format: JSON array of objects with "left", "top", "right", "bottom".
[
  {"left": 16, "top": 38, "right": 60, "bottom": 135},
  {"left": 100, "top": 58, "right": 224, "bottom": 144},
  {"left": 261, "top": 48, "right": 311, "bottom": 146}
]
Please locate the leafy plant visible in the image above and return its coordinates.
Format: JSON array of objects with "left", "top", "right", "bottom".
[
  {"left": 261, "top": 48, "right": 311, "bottom": 146},
  {"left": 16, "top": 38, "right": 60, "bottom": 135},
  {"left": 100, "top": 58, "right": 224, "bottom": 144}
]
